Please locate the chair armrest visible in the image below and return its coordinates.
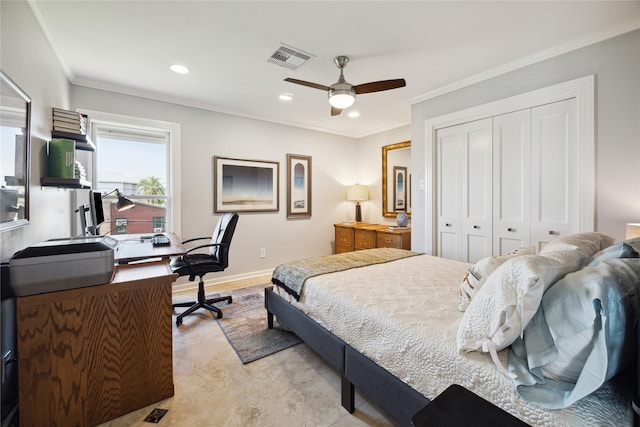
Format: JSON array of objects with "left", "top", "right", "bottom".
[
  {"left": 185, "top": 242, "right": 228, "bottom": 254},
  {"left": 181, "top": 236, "right": 210, "bottom": 245}
]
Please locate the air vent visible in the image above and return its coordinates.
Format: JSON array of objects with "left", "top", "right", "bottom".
[{"left": 267, "top": 44, "right": 313, "bottom": 70}]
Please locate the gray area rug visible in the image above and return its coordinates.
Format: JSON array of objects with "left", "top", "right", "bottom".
[{"left": 213, "top": 285, "right": 302, "bottom": 364}]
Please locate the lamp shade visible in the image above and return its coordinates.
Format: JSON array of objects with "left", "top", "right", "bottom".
[
  {"left": 104, "top": 188, "right": 135, "bottom": 212},
  {"left": 626, "top": 223, "right": 640, "bottom": 239},
  {"left": 329, "top": 90, "right": 355, "bottom": 109},
  {"left": 346, "top": 184, "right": 369, "bottom": 202}
]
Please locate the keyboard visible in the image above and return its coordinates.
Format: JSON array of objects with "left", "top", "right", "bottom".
[{"left": 151, "top": 234, "right": 171, "bottom": 247}]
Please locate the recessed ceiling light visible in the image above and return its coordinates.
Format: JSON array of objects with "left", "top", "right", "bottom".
[
  {"left": 348, "top": 111, "right": 360, "bottom": 118},
  {"left": 279, "top": 93, "right": 294, "bottom": 102},
  {"left": 170, "top": 64, "right": 189, "bottom": 74}
]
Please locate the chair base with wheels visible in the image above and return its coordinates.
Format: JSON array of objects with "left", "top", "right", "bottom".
[
  {"left": 170, "top": 212, "right": 239, "bottom": 326},
  {"left": 172, "top": 277, "right": 232, "bottom": 325}
]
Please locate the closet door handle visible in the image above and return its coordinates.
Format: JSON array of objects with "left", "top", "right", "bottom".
[
  {"left": 548, "top": 230, "right": 560, "bottom": 236},
  {"left": 473, "top": 225, "right": 480, "bottom": 229},
  {"left": 445, "top": 223, "right": 452, "bottom": 227},
  {"left": 507, "top": 227, "right": 516, "bottom": 232}
]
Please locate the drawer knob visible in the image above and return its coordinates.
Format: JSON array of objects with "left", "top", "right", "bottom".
[
  {"left": 445, "top": 223, "right": 452, "bottom": 227},
  {"left": 549, "top": 230, "right": 560, "bottom": 236},
  {"left": 507, "top": 227, "right": 515, "bottom": 232},
  {"left": 473, "top": 225, "right": 480, "bottom": 229}
]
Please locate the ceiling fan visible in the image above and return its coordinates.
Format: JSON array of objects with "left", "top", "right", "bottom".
[{"left": 284, "top": 56, "right": 406, "bottom": 116}]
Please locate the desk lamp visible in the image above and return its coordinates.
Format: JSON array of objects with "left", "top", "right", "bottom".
[
  {"left": 104, "top": 188, "right": 135, "bottom": 211},
  {"left": 346, "top": 184, "right": 369, "bottom": 222}
]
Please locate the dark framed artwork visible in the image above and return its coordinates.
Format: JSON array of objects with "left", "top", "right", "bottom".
[
  {"left": 393, "top": 166, "right": 407, "bottom": 211},
  {"left": 213, "top": 156, "right": 279, "bottom": 213},
  {"left": 286, "top": 153, "right": 311, "bottom": 218}
]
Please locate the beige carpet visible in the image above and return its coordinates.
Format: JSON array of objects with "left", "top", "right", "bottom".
[{"left": 212, "top": 284, "right": 302, "bottom": 364}]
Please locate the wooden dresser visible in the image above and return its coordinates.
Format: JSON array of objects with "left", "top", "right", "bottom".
[{"left": 334, "top": 223, "right": 411, "bottom": 253}]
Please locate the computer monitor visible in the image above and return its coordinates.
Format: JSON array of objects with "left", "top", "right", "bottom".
[{"left": 89, "top": 190, "right": 105, "bottom": 235}]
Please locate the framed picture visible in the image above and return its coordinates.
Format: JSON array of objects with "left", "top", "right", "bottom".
[
  {"left": 286, "top": 153, "right": 312, "bottom": 218},
  {"left": 393, "top": 166, "right": 407, "bottom": 211},
  {"left": 213, "top": 156, "right": 279, "bottom": 213}
]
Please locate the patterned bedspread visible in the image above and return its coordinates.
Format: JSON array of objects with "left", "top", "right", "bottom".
[
  {"left": 271, "top": 254, "right": 633, "bottom": 426},
  {"left": 271, "top": 248, "right": 420, "bottom": 300}
]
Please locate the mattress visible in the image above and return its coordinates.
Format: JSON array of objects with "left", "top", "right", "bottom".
[{"left": 273, "top": 253, "right": 633, "bottom": 426}]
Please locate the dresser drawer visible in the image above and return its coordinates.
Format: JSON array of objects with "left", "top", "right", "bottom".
[
  {"left": 335, "top": 226, "right": 354, "bottom": 246},
  {"left": 376, "top": 232, "right": 403, "bottom": 248},
  {"left": 354, "top": 229, "right": 376, "bottom": 250},
  {"left": 335, "top": 243, "right": 353, "bottom": 254}
]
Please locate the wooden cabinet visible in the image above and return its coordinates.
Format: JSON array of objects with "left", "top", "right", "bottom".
[
  {"left": 16, "top": 262, "right": 177, "bottom": 427},
  {"left": 334, "top": 223, "right": 411, "bottom": 253},
  {"left": 376, "top": 228, "right": 411, "bottom": 249},
  {"left": 335, "top": 225, "right": 355, "bottom": 253},
  {"left": 354, "top": 226, "right": 378, "bottom": 250}
]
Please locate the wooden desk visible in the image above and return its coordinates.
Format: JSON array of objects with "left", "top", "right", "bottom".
[
  {"left": 16, "top": 261, "right": 177, "bottom": 427},
  {"left": 112, "top": 232, "right": 186, "bottom": 264}
]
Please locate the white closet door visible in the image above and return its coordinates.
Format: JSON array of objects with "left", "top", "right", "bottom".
[
  {"left": 493, "top": 109, "right": 531, "bottom": 254},
  {"left": 436, "top": 125, "right": 463, "bottom": 261},
  {"left": 461, "top": 118, "right": 493, "bottom": 263},
  {"left": 530, "top": 98, "right": 578, "bottom": 251}
]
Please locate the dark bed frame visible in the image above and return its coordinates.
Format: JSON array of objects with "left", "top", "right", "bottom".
[
  {"left": 265, "top": 286, "right": 640, "bottom": 427},
  {"left": 265, "top": 286, "right": 429, "bottom": 426}
]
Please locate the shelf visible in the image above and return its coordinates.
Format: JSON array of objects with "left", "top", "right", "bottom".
[
  {"left": 51, "top": 130, "right": 95, "bottom": 151},
  {"left": 41, "top": 177, "right": 91, "bottom": 189}
]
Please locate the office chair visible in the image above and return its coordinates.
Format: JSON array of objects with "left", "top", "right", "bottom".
[{"left": 171, "top": 212, "right": 239, "bottom": 326}]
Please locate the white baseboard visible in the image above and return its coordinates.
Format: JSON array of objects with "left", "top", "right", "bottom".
[{"left": 171, "top": 268, "right": 274, "bottom": 293}]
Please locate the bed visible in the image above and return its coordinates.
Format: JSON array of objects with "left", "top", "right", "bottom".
[{"left": 266, "top": 234, "right": 640, "bottom": 426}]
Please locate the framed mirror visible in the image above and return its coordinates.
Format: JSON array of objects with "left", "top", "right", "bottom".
[
  {"left": 382, "top": 140, "right": 411, "bottom": 218},
  {"left": 0, "top": 71, "right": 31, "bottom": 231}
]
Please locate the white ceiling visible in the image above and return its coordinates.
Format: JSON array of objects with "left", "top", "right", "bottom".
[{"left": 31, "top": 1, "right": 640, "bottom": 138}]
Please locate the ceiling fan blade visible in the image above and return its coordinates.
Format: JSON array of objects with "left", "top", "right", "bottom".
[
  {"left": 353, "top": 79, "right": 406, "bottom": 94},
  {"left": 284, "top": 78, "right": 330, "bottom": 91},
  {"left": 331, "top": 106, "right": 342, "bottom": 116}
]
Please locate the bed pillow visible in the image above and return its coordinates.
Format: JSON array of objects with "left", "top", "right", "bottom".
[
  {"left": 539, "top": 232, "right": 614, "bottom": 258},
  {"left": 457, "top": 246, "right": 536, "bottom": 312},
  {"left": 507, "top": 258, "right": 640, "bottom": 409},
  {"left": 457, "top": 253, "right": 577, "bottom": 359},
  {"left": 586, "top": 242, "right": 639, "bottom": 266}
]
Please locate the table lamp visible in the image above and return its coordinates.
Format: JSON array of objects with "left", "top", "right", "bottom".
[{"left": 346, "top": 184, "right": 369, "bottom": 222}]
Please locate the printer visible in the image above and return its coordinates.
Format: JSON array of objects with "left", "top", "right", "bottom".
[{"left": 9, "top": 236, "right": 118, "bottom": 296}]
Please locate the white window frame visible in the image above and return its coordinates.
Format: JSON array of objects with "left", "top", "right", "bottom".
[{"left": 79, "top": 109, "right": 181, "bottom": 237}]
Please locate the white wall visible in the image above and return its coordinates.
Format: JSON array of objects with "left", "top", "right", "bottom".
[
  {"left": 71, "top": 86, "right": 359, "bottom": 282},
  {"left": 1, "top": 1, "right": 74, "bottom": 261},
  {"left": 411, "top": 29, "right": 640, "bottom": 251},
  {"left": 355, "top": 126, "right": 411, "bottom": 226}
]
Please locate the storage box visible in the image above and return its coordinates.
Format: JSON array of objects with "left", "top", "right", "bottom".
[
  {"left": 9, "top": 237, "right": 117, "bottom": 296},
  {"left": 47, "top": 138, "right": 75, "bottom": 178}
]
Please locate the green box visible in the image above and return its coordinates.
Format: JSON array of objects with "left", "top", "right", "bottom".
[{"left": 48, "top": 139, "right": 75, "bottom": 178}]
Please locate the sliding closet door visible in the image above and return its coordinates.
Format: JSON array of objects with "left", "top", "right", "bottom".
[
  {"left": 436, "top": 125, "right": 463, "bottom": 260},
  {"left": 530, "top": 98, "right": 578, "bottom": 251},
  {"left": 461, "top": 118, "right": 493, "bottom": 263},
  {"left": 493, "top": 109, "right": 531, "bottom": 254}
]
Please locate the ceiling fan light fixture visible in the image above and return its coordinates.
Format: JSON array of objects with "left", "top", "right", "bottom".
[{"left": 328, "top": 89, "right": 355, "bottom": 109}]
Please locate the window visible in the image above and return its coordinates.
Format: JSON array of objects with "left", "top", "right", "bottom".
[
  {"left": 152, "top": 216, "right": 165, "bottom": 233},
  {"left": 82, "top": 110, "right": 181, "bottom": 236},
  {"left": 114, "top": 218, "right": 128, "bottom": 234}
]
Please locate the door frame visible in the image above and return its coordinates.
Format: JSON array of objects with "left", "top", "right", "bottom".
[{"left": 424, "top": 75, "right": 595, "bottom": 255}]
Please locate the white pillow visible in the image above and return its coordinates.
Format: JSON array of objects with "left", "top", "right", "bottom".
[
  {"left": 457, "top": 253, "right": 579, "bottom": 357},
  {"left": 457, "top": 247, "right": 535, "bottom": 312},
  {"left": 539, "top": 232, "right": 614, "bottom": 258}
]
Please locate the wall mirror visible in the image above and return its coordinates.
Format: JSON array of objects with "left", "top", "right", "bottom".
[
  {"left": 382, "top": 140, "right": 411, "bottom": 218},
  {"left": 0, "top": 71, "right": 31, "bottom": 231}
]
